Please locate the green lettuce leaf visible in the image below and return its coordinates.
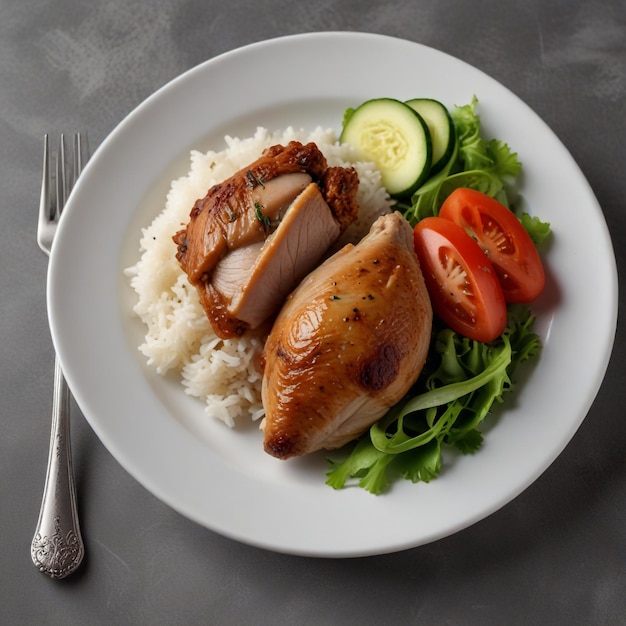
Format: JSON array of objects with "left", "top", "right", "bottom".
[{"left": 520, "top": 213, "right": 552, "bottom": 245}]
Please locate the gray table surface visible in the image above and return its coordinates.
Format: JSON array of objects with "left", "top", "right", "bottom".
[{"left": 1, "top": 1, "right": 624, "bottom": 624}]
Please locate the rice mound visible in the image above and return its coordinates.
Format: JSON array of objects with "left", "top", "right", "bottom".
[{"left": 125, "top": 127, "right": 392, "bottom": 427}]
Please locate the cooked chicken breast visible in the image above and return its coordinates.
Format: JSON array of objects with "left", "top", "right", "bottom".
[
  {"left": 262, "top": 212, "right": 433, "bottom": 459},
  {"left": 173, "top": 141, "right": 359, "bottom": 338}
]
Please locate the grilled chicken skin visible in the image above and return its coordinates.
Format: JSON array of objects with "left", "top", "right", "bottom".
[
  {"left": 173, "top": 141, "right": 359, "bottom": 338},
  {"left": 262, "top": 212, "right": 433, "bottom": 459}
]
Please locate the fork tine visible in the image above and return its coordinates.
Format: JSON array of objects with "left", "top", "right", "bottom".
[
  {"left": 38, "top": 133, "right": 88, "bottom": 255},
  {"left": 56, "top": 133, "right": 67, "bottom": 216},
  {"left": 39, "top": 134, "right": 51, "bottom": 224},
  {"left": 73, "top": 132, "right": 84, "bottom": 185}
]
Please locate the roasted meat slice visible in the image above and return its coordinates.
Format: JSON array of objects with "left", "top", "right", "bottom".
[
  {"left": 173, "top": 141, "right": 359, "bottom": 338},
  {"left": 261, "top": 212, "right": 433, "bottom": 459},
  {"left": 200, "top": 183, "right": 342, "bottom": 337},
  {"left": 173, "top": 142, "right": 328, "bottom": 285}
]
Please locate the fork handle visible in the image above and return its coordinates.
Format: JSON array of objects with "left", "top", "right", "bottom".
[{"left": 31, "top": 356, "right": 84, "bottom": 578}]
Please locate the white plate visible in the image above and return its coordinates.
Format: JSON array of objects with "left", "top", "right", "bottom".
[{"left": 49, "top": 32, "right": 618, "bottom": 557}]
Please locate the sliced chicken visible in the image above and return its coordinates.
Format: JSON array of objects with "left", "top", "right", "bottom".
[
  {"left": 173, "top": 141, "right": 359, "bottom": 338},
  {"left": 173, "top": 142, "right": 328, "bottom": 284},
  {"left": 205, "top": 183, "right": 341, "bottom": 336},
  {"left": 262, "top": 212, "right": 433, "bottom": 459}
]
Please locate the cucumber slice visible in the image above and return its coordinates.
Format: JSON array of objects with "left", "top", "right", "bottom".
[
  {"left": 340, "top": 98, "right": 432, "bottom": 197},
  {"left": 405, "top": 98, "right": 456, "bottom": 175}
]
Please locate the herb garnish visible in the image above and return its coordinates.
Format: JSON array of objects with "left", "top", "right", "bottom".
[{"left": 254, "top": 202, "right": 271, "bottom": 229}]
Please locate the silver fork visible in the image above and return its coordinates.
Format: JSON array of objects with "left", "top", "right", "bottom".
[{"left": 31, "top": 134, "right": 86, "bottom": 579}]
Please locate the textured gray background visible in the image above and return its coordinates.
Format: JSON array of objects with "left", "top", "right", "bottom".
[{"left": 1, "top": 0, "right": 624, "bottom": 624}]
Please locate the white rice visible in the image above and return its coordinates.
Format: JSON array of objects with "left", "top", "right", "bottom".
[{"left": 124, "top": 127, "right": 392, "bottom": 427}]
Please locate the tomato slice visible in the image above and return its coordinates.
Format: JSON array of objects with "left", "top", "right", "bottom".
[
  {"left": 413, "top": 217, "right": 507, "bottom": 343},
  {"left": 439, "top": 188, "right": 545, "bottom": 303}
]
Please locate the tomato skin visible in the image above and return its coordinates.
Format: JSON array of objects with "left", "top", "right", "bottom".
[
  {"left": 439, "top": 188, "right": 545, "bottom": 303},
  {"left": 413, "top": 217, "right": 507, "bottom": 343}
]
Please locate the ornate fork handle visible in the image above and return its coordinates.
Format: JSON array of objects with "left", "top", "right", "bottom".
[{"left": 31, "top": 356, "right": 84, "bottom": 579}]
